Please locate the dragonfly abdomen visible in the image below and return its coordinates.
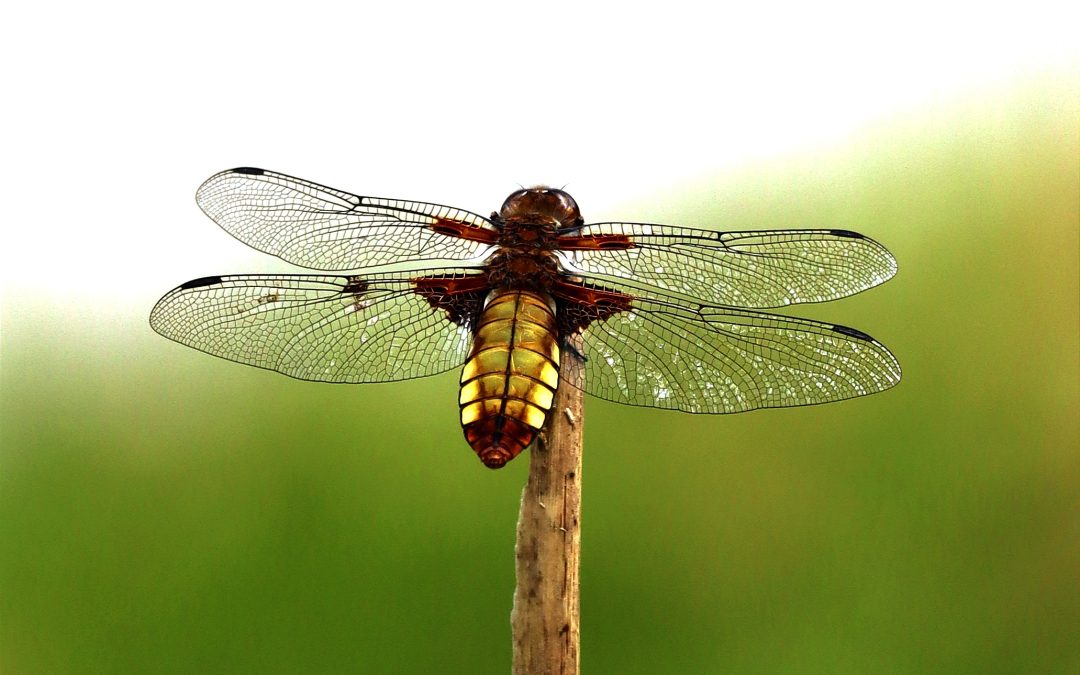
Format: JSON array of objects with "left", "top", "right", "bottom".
[{"left": 459, "top": 290, "right": 561, "bottom": 468}]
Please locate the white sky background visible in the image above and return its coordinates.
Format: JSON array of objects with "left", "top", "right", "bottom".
[{"left": 0, "top": 1, "right": 1076, "bottom": 321}]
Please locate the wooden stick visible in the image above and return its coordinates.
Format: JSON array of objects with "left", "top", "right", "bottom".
[{"left": 511, "top": 337, "right": 584, "bottom": 675}]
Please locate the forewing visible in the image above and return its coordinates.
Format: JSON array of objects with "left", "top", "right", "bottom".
[
  {"left": 196, "top": 168, "right": 498, "bottom": 271},
  {"left": 557, "top": 223, "right": 897, "bottom": 308},
  {"left": 568, "top": 294, "right": 901, "bottom": 413},
  {"left": 150, "top": 270, "right": 485, "bottom": 383}
]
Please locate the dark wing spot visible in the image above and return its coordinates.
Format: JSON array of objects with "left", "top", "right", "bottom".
[
  {"left": 231, "top": 167, "right": 265, "bottom": 175},
  {"left": 832, "top": 324, "right": 874, "bottom": 341},
  {"left": 180, "top": 275, "right": 223, "bottom": 290},
  {"left": 829, "top": 229, "right": 863, "bottom": 239},
  {"left": 341, "top": 276, "right": 369, "bottom": 295}
]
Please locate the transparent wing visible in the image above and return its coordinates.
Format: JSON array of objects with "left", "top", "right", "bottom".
[
  {"left": 569, "top": 294, "right": 901, "bottom": 413},
  {"left": 557, "top": 223, "right": 897, "bottom": 308},
  {"left": 196, "top": 168, "right": 498, "bottom": 271},
  {"left": 149, "top": 270, "right": 485, "bottom": 383}
]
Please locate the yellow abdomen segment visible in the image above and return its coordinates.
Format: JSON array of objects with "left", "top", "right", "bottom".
[{"left": 460, "top": 290, "right": 560, "bottom": 468}]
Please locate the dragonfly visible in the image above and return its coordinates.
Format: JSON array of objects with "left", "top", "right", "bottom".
[{"left": 151, "top": 168, "right": 901, "bottom": 468}]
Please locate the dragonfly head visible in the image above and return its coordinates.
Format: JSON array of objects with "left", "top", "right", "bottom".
[{"left": 499, "top": 186, "right": 581, "bottom": 229}]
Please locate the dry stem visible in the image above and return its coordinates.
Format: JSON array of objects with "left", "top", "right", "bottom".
[{"left": 511, "top": 338, "right": 584, "bottom": 675}]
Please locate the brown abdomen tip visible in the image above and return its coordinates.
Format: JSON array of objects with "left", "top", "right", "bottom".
[{"left": 480, "top": 447, "right": 512, "bottom": 469}]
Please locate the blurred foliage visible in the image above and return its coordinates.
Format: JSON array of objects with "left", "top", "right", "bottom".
[{"left": 2, "top": 74, "right": 1077, "bottom": 673}]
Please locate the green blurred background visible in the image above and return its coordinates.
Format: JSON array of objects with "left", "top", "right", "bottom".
[{"left": 2, "top": 77, "right": 1077, "bottom": 673}]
